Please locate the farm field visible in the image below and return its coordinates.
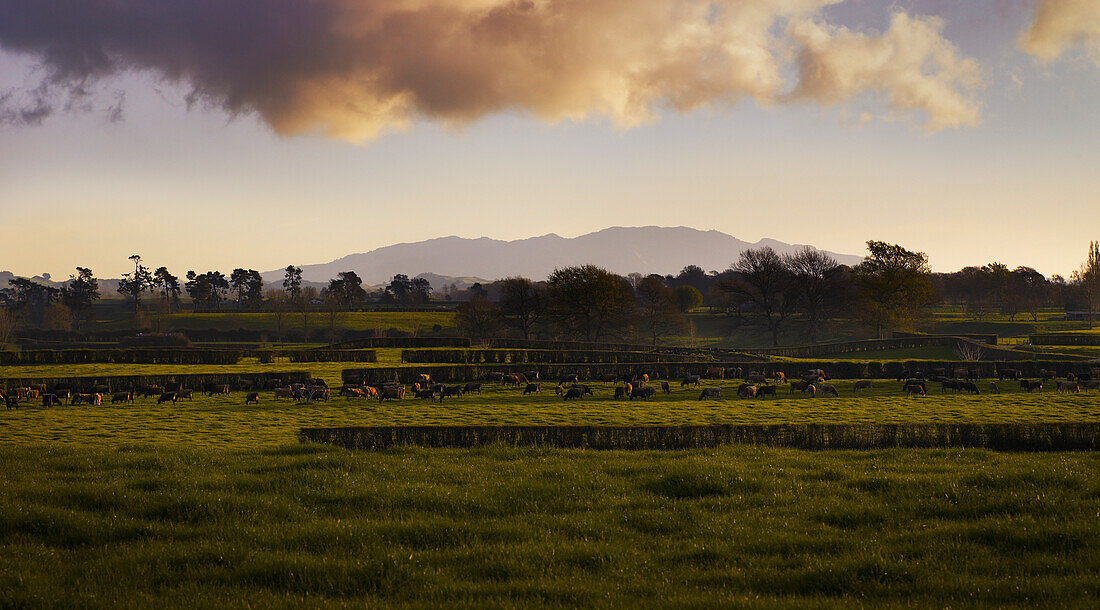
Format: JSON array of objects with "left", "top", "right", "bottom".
[
  {"left": 1, "top": 443, "right": 1097, "bottom": 607},
  {"left": 3, "top": 378, "right": 1099, "bottom": 449}
]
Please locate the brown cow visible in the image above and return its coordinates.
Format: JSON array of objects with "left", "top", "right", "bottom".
[
  {"left": 853, "top": 380, "right": 873, "bottom": 393},
  {"left": 738, "top": 384, "right": 756, "bottom": 399},
  {"left": 523, "top": 383, "right": 541, "bottom": 395},
  {"left": 157, "top": 392, "right": 177, "bottom": 404},
  {"left": 245, "top": 392, "right": 260, "bottom": 404}
]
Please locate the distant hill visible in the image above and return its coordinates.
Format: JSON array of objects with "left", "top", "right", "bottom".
[{"left": 261, "top": 226, "right": 864, "bottom": 284}]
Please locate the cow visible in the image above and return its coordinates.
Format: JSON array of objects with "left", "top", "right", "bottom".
[
  {"left": 561, "top": 375, "right": 580, "bottom": 385},
  {"left": 704, "top": 367, "right": 725, "bottom": 379},
  {"left": 141, "top": 385, "right": 164, "bottom": 398},
  {"left": 998, "top": 369, "right": 1021, "bottom": 380},
  {"left": 344, "top": 387, "right": 365, "bottom": 399},
  {"left": 206, "top": 384, "right": 230, "bottom": 397},
  {"left": 523, "top": 383, "right": 542, "bottom": 395},
  {"left": 953, "top": 367, "right": 969, "bottom": 380},
  {"left": 756, "top": 385, "right": 777, "bottom": 398},
  {"left": 309, "top": 387, "right": 330, "bottom": 402},
  {"left": 438, "top": 386, "right": 464, "bottom": 401},
  {"left": 555, "top": 384, "right": 565, "bottom": 397},
  {"left": 164, "top": 382, "right": 181, "bottom": 392},
  {"left": 698, "top": 387, "right": 721, "bottom": 400},
  {"left": 745, "top": 373, "right": 766, "bottom": 385},
  {"left": 6, "top": 395, "right": 21, "bottom": 409},
  {"left": 630, "top": 386, "right": 656, "bottom": 400},
  {"left": 274, "top": 387, "right": 295, "bottom": 400},
  {"left": 802, "top": 374, "right": 824, "bottom": 385},
  {"left": 817, "top": 384, "right": 839, "bottom": 397},
  {"left": 905, "top": 384, "right": 926, "bottom": 397},
  {"left": 790, "top": 380, "right": 811, "bottom": 394},
  {"left": 245, "top": 392, "right": 260, "bottom": 404},
  {"left": 363, "top": 386, "right": 379, "bottom": 399},
  {"left": 738, "top": 384, "right": 756, "bottom": 399},
  {"left": 681, "top": 375, "right": 701, "bottom": 387},
  {"left": 417, "top": 374, "right": 432, "bottom": 384},
  {"left": 71, "top": 393, "right": 92, "bottom": 405},
  {"left": 1020, "top": 379, "right": 1043, "bottom": 393},
  {"left": 960, "top": 382, "right": 980, "bottom": 394},
  {"left": 1079, "top": 380, "right": 1100, "bottom": 392},
  {"left": 415, "top": 389, "right": 435, "bottom": 400},
  {"left": 42, "top": 394, "right": 62, "bottom": 407},
  {"left": 563, "top": 387, "right": 584, "bottom": 400},
  {"left": 988, "top": 382, "right": 1000, "bottom": 394},
  {"left": 853, "top": 380, "right": 873, "bottom": 393},
  {"left": 614, "top": 386, "right": 628, "bottom": 400},
  {"left": 524, "top": 371, "right": 540, "bottom": 381},
  {"left": 176, "top": 389, "right": 193, "bottom": 400},
  {"left": 464, "top": 383, "right": 482, "bottom": 395},
  {"left": 157, "top": 392, "right": 177, "bottom": 404},
  {"left": 598, "top": 374, "right": 619, "bottom": 383},
  {"left": 572, "top": 384, "right": 594, "bottom": 396},
  {"left": 632, "top": 373, "right": 650, "bottom": 387},
  {"left": 379, "top": 385, "right": 405, "bottom": 401},
  {"left": 1056, "top": 381, "right": 1080, "bottom": 394},
  {"left": 484, "top": 372, "right": 505, "bottom": 382},
  {"left": 773, "top": 371, "right": 787, "bottom": 384},
  {"left": 940, "top": 379, "right": 962, "bottom": 393},
  {"left": 804, "top": 384, "right": 817, "bottom": 398},
  {"left": 52, "top": 388, "right": 71, "bottom": 400},
  {"left": 111, "top": 392, "right": 133, "bottom": 404},
  {"left": 661, "top": 381, "right": 671, "bottom": 395},
  {"left": 1040, "top": 369, "right": 1057, "bottom": 381},
  {"left": 805, "top": 368, "right": 827, "bottom": 381}
]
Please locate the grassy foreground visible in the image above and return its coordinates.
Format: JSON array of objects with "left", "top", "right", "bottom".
[{"left": 1, "top": 444, "right": 1097, "bottom": 607}]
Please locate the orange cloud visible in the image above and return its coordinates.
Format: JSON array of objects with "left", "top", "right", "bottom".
[{"left": 1019, "top": 0, "right": 1100, "bottom": 66}]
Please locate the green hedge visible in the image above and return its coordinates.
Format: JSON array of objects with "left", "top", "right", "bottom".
[
  {"left": 343, "top": 360, "right": 1095, "bottom": 385},
  {"left": 0, "top": 349, "right": 242, "bottom": 365},
  {"left": 300, "top": 423, "right": 1100, "bottom": 451},
  {"left": 321, "top": 337, "right": 470, "bottom": 349},
  {"left": 285, "top": 350, "right": 378, "bottom": 363},
  {"left": 1030, "top": 334, "right": 1100, "bottom": 346},
  {"left": 400, "top": 349, "right": 703, "bottom": 364},
  {"left": 1, "top": 371, "right": 312, "bottom": 392}
]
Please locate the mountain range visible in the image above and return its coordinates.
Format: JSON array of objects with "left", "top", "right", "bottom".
[{"left": 261, "top": 226, "right": 864, "bottom": 286}]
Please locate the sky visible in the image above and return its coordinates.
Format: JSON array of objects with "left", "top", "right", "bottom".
[{"left": 0, "top": 0, "right": 1098, "bottom": 279}]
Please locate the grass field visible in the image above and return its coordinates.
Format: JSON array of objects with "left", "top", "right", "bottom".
[
  {"left": 3, "top": 379, "right": 1098, "bottom": 449},
  {"left": 92, "top": 311, "right": 457, "bottom": 334},
  {"left": 1, "top": 443, "right": 1097, "bottom": 607}
]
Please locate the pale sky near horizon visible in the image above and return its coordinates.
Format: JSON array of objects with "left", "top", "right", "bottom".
[{"left": 1, "top": 0, "right": 1098, "bottom": 279}]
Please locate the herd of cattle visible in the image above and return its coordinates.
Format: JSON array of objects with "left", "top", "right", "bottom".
[{"left": 4, "top": 365, "right": 1098, "bottom": 409}]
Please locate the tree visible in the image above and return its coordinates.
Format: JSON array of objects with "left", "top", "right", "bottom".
[
  {"left": 1003, "top": 267, "right": 1047, "bottom": 322},
  {"left": 636, "top": 275, "right": 684, "bottom": 345},
  {"left": 43, "top": 301, "right": 71, "bottom": 331},
  {"left": 673, "top": 285, "right": 703, "bottom": 313},
  {"left": 499, "top": 277, "right": 543, "bottom": 340},
  {"left": 61, "top": 267, "right": 100, "bottom": 331},
  {"left": 852, "top": 241, "right": 934, "bottom": 337},
  {"left": 117, "top": 255, "right": 152, "bottom": 313},
  {"left": 546, "top": 265, "right": 634, "bottom": 341},
  {"left": 385, "top": 274, "right": 413, "bottom": 304},
  {"left": 321, "top": 288, "right": 343, "bottom": 344},
  {"left": 786, "top": 248, "right": 846, "bottom": 344},
  {"left": 410, "top": 277, "right": 432, "bottom": 303},
  {"left": 455, "top": 296, "right": 504, "bottom": 343},
  {"left": 1072, "top": 241, "right": 1100, "bottom": 329},
  {"left": 723, "top": 247, "right": 796, "bottom": 347},
  {"left": 230, "top": 269, "right": 250, "bottom": 310},
  {"left": 283, "top": 266, "right": 303, "bottom": 302},
  {"left": 265, "top": 289, "right": 290, "bottom": 341},
  {"left": 152, "top": 267, "right": 181, "bottom": 313},
  {"left": 0, "top": 307, "right": 15, "bottom": 349},
  {"left": 327, "top": 272, "right": 366, "bottom": 311},
  {"left": 243, "top": 270, "right": 265, "bottom": 310},
  {"left": 185, "top": 271, "right": 229, "bottom": 312},
  {"left": 3, "top": 277, "right": 60, "bottom": 325},
  {"left": 301, "top": 286, "right": 318, "bottom": 334}
]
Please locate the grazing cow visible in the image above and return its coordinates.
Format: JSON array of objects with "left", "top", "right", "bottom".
[
  {"left": 344, "top": 387, "right": 365, "bottom": 399},
  {"left": 738, "top": 384, "right": 756, "bottom": 399},
  {"left": 438, "top": 386, "right": 464, "bottom": 401},
  {"left": 905, "top": 383, "right": 926, "bottom": 397},
  {"left": 42, "top": 394, "right": 62, "bottom": 407},
  {"left": 1079, "top": 380, "right": 1100, "bottom": 392},
  {"left": 1042, "top": 369, "right": 1058, "bottom": 381},
  {"left": 681, "top": 375, "right": 701, "bottom": 387},
  {"left": 818, "top": 384, "right": 839, "bottom": 397},
  {"left": 698, "top": 387, "right": 721, "bottom": 400},
  {"left": 790, "top": 380, "right": 811, "bottom": 394},
  {"left": 362, "top": 386, "right": 379, "bottom": 399},
  {"left": 756, "top": 385, "right": 777, "bottom": 398},
  {"left": 141, "top": 385, "right": 164, "bottom": 398},
  {"left": 704, "top": 367, "right": 725, "bottom": 379},
  {"left": 309, "top": 387, "right": 330, "bottom": 402},
  {"left": 418, "top": 374, "right": 432, "bottom": 384},
  {"left": 274, "top": 387, "right": 295, "bottom": 400},
  {"left": 177, "top": 389, "right": 193, "bottom": 400},
  {"left": 773, "top": 371, "right": 787, "bottom": 384},
  {"left": 940, "top": 379, "right": 962, "bottom": 393},
  {"left": 988, "top": 382, "right": 1000, "bottom": 394},
  {"left": 563, "top": 387, "right": 584, "bottom": 400},
  {"left": 111, "top": 392, "right": 133, "bottom": 404},
  {"left": 379, "top": 385, "right": 405, "bottom": 401},
  {"left": 157, "top": 392, "right": 177, "bottom": 404},
  {"left": 661, "top": 381, "right": 671, "bottom": 395},
  {"left": 598, "top": 374, "right": 618, "bottom": 383},
  {"left": 523, "top": 383, "right": 541, "bottom": 395},
  {"left": 464, "top": 383, "right": 482, "bottom": 395},
  {"left": 804, "top": 384, "right": 817, "bottom": 398},
  {"left": 555, "top": 384, "right": 565, "bottom": 397},
  {"left": 614, "top": 386, "right": 627, "bottom": 400},
  {"left": 71, "top": 393, "right": 92, "bottom": 405},
  {"left": 853, "top": 380, "right": 873, "bottom": 393},
  {"left": 485, "top": 372, "right": 505, "bottom": 382},
  {"left": 998, "top": 369, "right": 1021, "bottom": 380},
  {"left": 630, "top": 386, "right": 656, "bottom": 400},
  {"left": 245, "top": 392, "right": 260, "bottom": 404},
  {"left": 524, "top": 371, "right": 540, "bottom": 381},
  {"left": 805, "top": 369, "right": 827, "bottom": 381},
  {"left": 630, "top": 373, "right": 650, "bottom": 387},
  {"left": 207, "top": 385, "right": 230, "bottom": 397},
  {"left": 1020, "top": 379, "right": 1043, "bottom": 393},
  {"left": 802, "top": 374, "right": 824, "bottom": 385},
  {"left": 415, "top": 389, "right": 435, "bottom": 400},
  {"left": 1056, "top": 381, "right": 1080, "bottom": 394},
  {"left": 7, "top": 395, "right": 21, "bottom": 409},
  {"left": 572, "top": 384, "right": 594, "bottom": 396},
  {"left": 561, "top": 375, "right": 580, "bottom": 385},
  {"left": 960, "top": 382, "right": 980, "bottom": 394},
  {"left": 745, "top": 373, "right": 766, "bottom": 385},
  {"left": 52, "top": 388, "right": 71, "bottom": 400}
]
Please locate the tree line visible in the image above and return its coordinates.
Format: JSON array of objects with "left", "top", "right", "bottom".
[{"left": 2, "top": 241, "right": 1099, "bottom": 345}]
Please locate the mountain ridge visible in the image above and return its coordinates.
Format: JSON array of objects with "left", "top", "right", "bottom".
[{"left": 261, "top": 226, "right": 864, "bottom": 286}]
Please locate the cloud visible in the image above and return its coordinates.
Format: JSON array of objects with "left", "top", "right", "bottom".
[
  {"left": 1019, "top": 0, "right": 1100, "bottom": 66},
  {"left": 0, "top": 0, "right": 983, "bottom": 140}
]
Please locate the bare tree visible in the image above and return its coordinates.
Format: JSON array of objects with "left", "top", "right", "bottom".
[
  {"left": 499, "top": 277, "right": 543, "bottom": 340},
  {"left": 786, "top": 247, "right": 847, "bottom": 344},
  {"left": 723, "top": 247, "right": 796, "bottom": 347},
  {"left": 636, "top": 275, "right": 684, "bottom": 345},
  {"left": 1072, "top": 241, "right": 1100, "bottom": 329}
]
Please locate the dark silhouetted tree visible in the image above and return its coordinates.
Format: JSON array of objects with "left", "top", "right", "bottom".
[
  {"left": 455, "top": 296, "right": 504, "bottom": 343},
  {"left": 637, "top": 275, "right": 684, "bottom": 345},
  {"left": 499, "top": 277, "right": 543, "bottom": 340},
  {"left": 546, "top": 265, "right": 634, "bottom": 341},
  {"left": 853, "top": 241, "right": 934, "bottom": 337},
  {"left": 61, "top": 267, "right": 100, "bottom": 331},
  {"left": 118, "top": 255, "right": 152, "bottom": 313}
]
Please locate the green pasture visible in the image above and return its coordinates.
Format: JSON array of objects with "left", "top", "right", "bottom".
[
  {"left": 3, "top": 378, "right": 1098, "bottom": 449},
  {"left": 1, "top": 444, "right": 1097, "bottom": 607},
  {"left": 92, "top": 311, "right": 456, "bottom": 334}
]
